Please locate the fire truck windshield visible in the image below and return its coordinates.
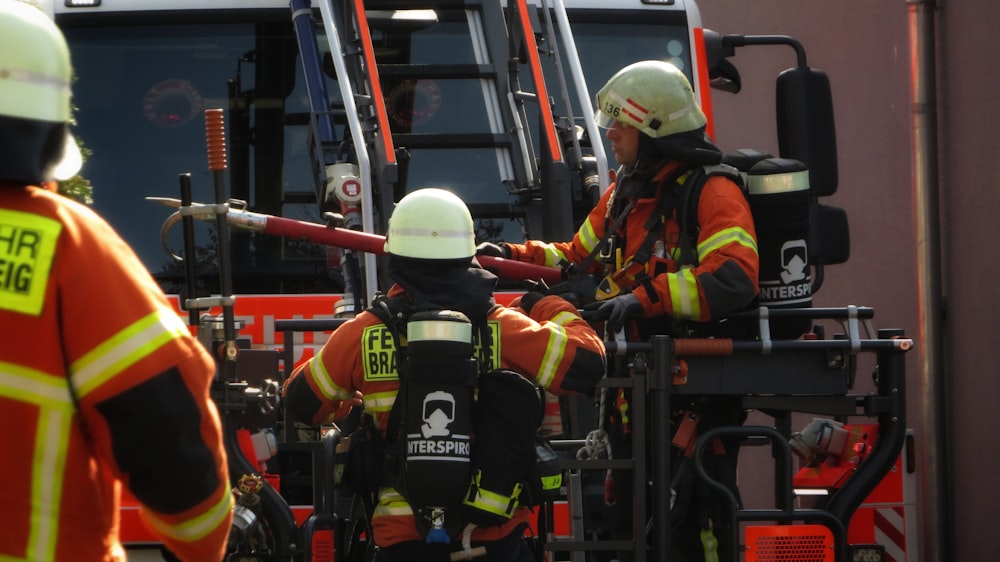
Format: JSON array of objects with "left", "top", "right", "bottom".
[{"left": 59, "top": 9, "right": 692, "bottom": 296}]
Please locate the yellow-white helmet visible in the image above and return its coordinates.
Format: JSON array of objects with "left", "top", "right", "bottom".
[
  {"left": 384, "top": 188, "right": 475, "bottom": 259},
  {"left": 0, "top": 0, "right": 81, "bottom": 182},
  {"left": 594, "top": 60, "right": 707, "bottom": 139}
]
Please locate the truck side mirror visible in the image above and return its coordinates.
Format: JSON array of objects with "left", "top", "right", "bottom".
[
  {"left": 776, "top": 67, "right": 838, "bottom": 196},
  {"left": 702, "top": 29, "right": 742, "bottom": 94}
]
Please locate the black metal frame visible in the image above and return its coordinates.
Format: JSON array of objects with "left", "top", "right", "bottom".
[{"left": 544, "top": 306, "right": 911, "bottom": 562}]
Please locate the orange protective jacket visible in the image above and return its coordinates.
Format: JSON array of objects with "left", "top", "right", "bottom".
[
  {"left": 0, "top": 184, "right": 233, "bottom": 562},
  {"left": 283, "top": 284, "right": 606, "bottom": 547},
  {"left": 505, "top": 162, "right": 759, "bottom": 322}
]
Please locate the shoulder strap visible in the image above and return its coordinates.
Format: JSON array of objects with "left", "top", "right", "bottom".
[
  {"left": 367, "top": 293, "right": 411, "bottom": 442},
  {"left": 677, "top": 164, "right": 744, "bottom": 267},
  {"left": 367, "top": 293, "right": 410, "bottom": 358},
  {"left": 472, "top": 304, "right": 500, "bottom": 375}
]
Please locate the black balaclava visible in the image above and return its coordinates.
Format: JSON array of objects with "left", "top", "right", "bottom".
[
  {"left": 611, "top": 126, "right": 726, "bottom": 214},
  {"left": 650, "top": 126, "right": 724, "bottom": 167},
  {"left": 387, "top": 254, "right": 498, "bottom": 326},
  {"left": 0, "top": 116, "right": 67, "bottom": 186}
]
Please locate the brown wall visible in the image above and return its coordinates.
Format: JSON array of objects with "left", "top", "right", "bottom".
[{"left": 695, "top": 1, "right": 1000, "bottom": 559}]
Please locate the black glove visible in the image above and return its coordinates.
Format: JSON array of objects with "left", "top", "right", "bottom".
[
  {"left": 546, "top": 271, "right": 599, "bottom": 308},
  {"left": 583, "top": 293, "right": 643, "bottom": 333},
  {"left": 475, "top": 242, "right": 509, "bottom": 258}
]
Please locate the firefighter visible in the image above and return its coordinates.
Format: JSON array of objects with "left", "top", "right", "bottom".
[
  {"left": 0, "top": 3, "right": 233, "bottom": 561},
  {"left": 283, "top": 188, "right": 606, "bottom": 562},
  {"left": 477, "top": 60, "right": 759, "bottom": 561}
]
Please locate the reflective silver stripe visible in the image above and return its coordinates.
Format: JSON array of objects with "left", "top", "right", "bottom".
[
  {"left": 463, "top": 472, "right": 521, "bottom": 517},
  {"left": 70, "top": 306, "right": 190, "bottom": 398},
  {"left": 668, "top": 268, "right": 701, "bottom": 319},
  {"left": 309, "top": 351, "right": 350, "bottom": 401},
  {"left": 697, "top": 226, "right": 757, "bottom": 258},
  {"left": 0, "top": 67, "right": 70, "bottom": 90},
  {"left": 144, "top": 490, "right": 233, "bottom": 541},
  {"left": 0, "top": 362, "right": 75, "bottom": 561},
  {"left": 363, "top": 390, "right": 397, "bottom": 414},
  {"left": 541, "top": 244, "right": 570, "bottom": 268},
  {"left": 576, "top": 218, "right": 600, "bottom": 254},
  {"left": 536, "top": 323, "right": 568, "bottom": 388}
]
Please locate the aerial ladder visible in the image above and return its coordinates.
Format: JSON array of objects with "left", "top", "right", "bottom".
[{"left": 289, "top": 0, "right": 606, "bottom": 309}]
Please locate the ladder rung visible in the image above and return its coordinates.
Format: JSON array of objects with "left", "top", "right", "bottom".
[
  {"left": 377, "top": 63, "right": 496, "bottom": 80},
  {"left": 392, "top": 133, "right": 511, "bottom": 149}
]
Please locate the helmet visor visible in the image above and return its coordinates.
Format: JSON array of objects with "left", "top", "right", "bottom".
[
  {"left": 51, "top": 132, "right": 82, "bottom": 181},
  {"left": 594, "top": 107, "right": 618, "bottom": 130}
]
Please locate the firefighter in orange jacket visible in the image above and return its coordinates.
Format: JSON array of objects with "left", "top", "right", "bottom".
[
  {"left": 478, "top": 61, "right": 759, "bottom": 561},
  {"left": 283, "top": 188, "right": 606, "bottom": 561},
  {"left": 479, "top": 60, "right": 758, "bottom": 335},
  {"left": 0, "top": 3, "right": 233, "bottom": 561}
]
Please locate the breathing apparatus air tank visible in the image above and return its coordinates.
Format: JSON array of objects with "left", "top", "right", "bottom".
[
  {"left": 399, "top": 309, "right": 478, "bottom": 543},
  {"left": 745, "top": 158, "right": 813, "bottom": 339}
]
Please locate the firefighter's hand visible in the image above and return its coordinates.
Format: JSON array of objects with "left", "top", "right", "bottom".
[
  {"left": 547, "top": 271, "right": 599, "bottom": 307},
  {"left": 475, "top": 242, "right": 510, "bottom": 259},
  {"left": 332, "top": 391, "right": 364, "bottom": 422},
  {"left": 584, "top": 293, "right": 643, "bottom": 333}
]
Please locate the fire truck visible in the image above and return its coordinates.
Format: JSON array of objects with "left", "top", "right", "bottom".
[{"left": 43, "top": 0, "right": 915, "bottom": 561}]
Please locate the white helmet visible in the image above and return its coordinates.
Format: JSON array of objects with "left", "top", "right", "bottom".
[
  {"left": 594, "top": 60, "right": 707, "bottom": 139},
  {"left": 384, "top": 188, "right": 475, "bottom": 259},
  {"left": 0, "top": 0, "right": 81, "bottom": 181}
]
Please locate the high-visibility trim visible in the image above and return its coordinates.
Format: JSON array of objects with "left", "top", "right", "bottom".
[
  {"left": 540, "top": 473, "right": 562, "bottom": 492},
  {"left": 549, "top": 311, "right": 578, "bottom": 327},
  {"left": 70, "top": 306, "right": 190, "bottom": 399},
  {"left": 144, "top": 490, "right": 233, "bottom": 542},
  {"left": 576, "top": 219, "right": 600, "bottom": 256},
  {"left": 478, "top": 321, "right": 502, "bottom": 370},
  {"left": 539, "top": 244, "right": 570, "bottom": 269},
  {"left": 697, "top": 226, "right": 758, "bottom": 259},
  {"left": 373, "top": 488, "right": 413, "bottom": 518},
  {"left": 0, "top": 362, "right": 75, "bottom": 561},
  {"left": 0, "top": 209, "right": 62, "bottom": 317},
  {"left": 308, "top": 351, "right": 350, "bottom": 401},
  {"left": 700, "top": 527, "right": 720, "bottom": 562},
  {"left": 463, "top": 471, "right": 522, "bottom": 517},
  {"left": 668, "top": 269, "right": 701, "bottom": 320},
  {"left": 363, "top": 390, "right": 397, "bottom": 414},
  {"left": 535, "top": 324, "right": 568, "bottom": 389},
  {"left": 27, "top": 407, "right": 72, "bottom": 561},
  {"left": 0, "top": 361, "right": 74, "bottom": 408}
]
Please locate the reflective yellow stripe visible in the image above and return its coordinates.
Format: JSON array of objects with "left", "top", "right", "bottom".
[
  {"left": 549, "top": 310, "right": 578, "bottom": 327},
  {"left": 576, "top": 218, "right": 600, "bottom": 255},
  {"left": 540, "top": 473, "right": 562, "bottom": 491},
  {"left": 309, "top": 351, "right": 350, "bottom": 401},
  {"left": 0, "top": 362, "right": 75, "bottom": 561},
  {"left": 536, "top": 323, "right": 568, "bottom": 388},
  {"left": 700, "top": 527, "right": 720, "bottom": 562},
  {"left": 0, "top": 209, "right": 62, "bottom": 316},
  {"left": 540, "top": 245, "right": 570, "bottom": 269},
  {"left": 668, "top": 269, "right": 701, "bottom": 320},
  {"left": 373, "top": 487, "right": 414, "bottom": 517},
  {"left": 145, "top": 489, "right": 233, "bottom": 541},
  {"left": 619, "top": 392, "right": 630, "bottom": 427},
  {"left": 363, "top": 390, "right": 397, "bottom": 414},
  {"left": 463, "top": 471, "right": 521, "bottom": 517},
  {"left": 373, "top": 502, "right": 414, "bottom": 517},
  {"left": 70, "top": 306, "right": 190, "bottom": 398},
  {"left": 697, "top": 226, "right": 758, "bottom": 258}
]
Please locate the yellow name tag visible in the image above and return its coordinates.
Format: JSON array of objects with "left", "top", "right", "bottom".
[{"left": 0, "top": 210, "right": 61, "bottom": 316}]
